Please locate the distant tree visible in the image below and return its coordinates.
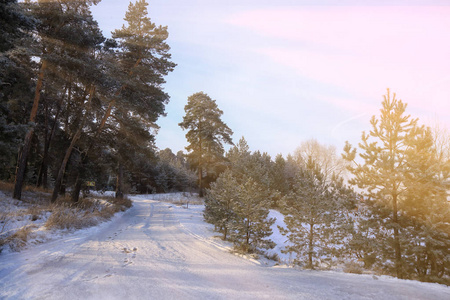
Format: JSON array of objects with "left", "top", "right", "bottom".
[
  {"left": 431, "top": 121, "right": 450, "bottom": 164},
  {"left": 227, "top": 137, "right": 274, "bottom": 201},
  {"left": 179, "top": 92, "right": 233, "bottom": 197},
  {"left": 271, "top": 154, "right": 289, "bottom": 207},
  {"left": 293, "top": 138, "right": 347, "bottom": 182},
  {"left": 152, "top": 148, "right": 196, "bottom": 193}
]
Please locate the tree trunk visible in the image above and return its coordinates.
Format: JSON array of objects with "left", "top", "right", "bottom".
[
  {"left": 246, "top": 218, "right": 250, "bottom": 248},
  {"left": 13, "top": 130, "right": 34, "bottom": 199},
  {"left": 36, "top": 98, "right": 48, "bottom": 188},
  {"left": 37, "top": 85, "right": 66, "bottom": 189},
  {"left": 51, "top": 86, "right": 94, "bottom": 203},
  {"left": 13, "top": 60, "right": 47, "bottom": 200},
  {"left": 198, "top": 165, "right": 203, "bottom": 197},
  {"left": 71, "top": 175, "right": 83, "bottom": 203},
  {"left": 115, "top": 162, "right": 124, "bottom": 199},
  {"left": 392, "top": 193, "right": 403, "bottom": 279},
  {"left": 308, "top": 223, "right": 314, "bottom": 269},
  {"left": 51, "top": 129, "right": 82, "bottom": 203},
  {"left": 223, "top": 225, "right": 228, "bottom": 241},
  {"left": 71, "top": 154, "right": 87, "bottom": 203}
]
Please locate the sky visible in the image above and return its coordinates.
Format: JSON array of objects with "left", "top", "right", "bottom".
[{"left": 91, "top": 0, "right": 450, "bottom": 157}]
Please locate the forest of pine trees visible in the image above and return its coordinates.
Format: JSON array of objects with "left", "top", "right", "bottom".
[
  {"left": 1, "top": 0, "right": 448, "bottom": 285},
  {"left": 0, "top": 0, "right": 193, "bottom": 200}
]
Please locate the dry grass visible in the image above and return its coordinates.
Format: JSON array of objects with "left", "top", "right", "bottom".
[
  {"left": 45, "top": 205, "right": 99, "bottom": 230},
  {"left": 0, "top": 181, "right": 14, "bottom": 195},
  {"left": 0, "top": 225, "right": 36, "bottom": 252},
  {"left": 0, "top": 182, "right": 133, "bottom": 253},
  {"left": 343, "top": 261, "right": 364, "bottom": 274},
  {"left": 45, "top": 195, "right": 132, "bottom": 230}
]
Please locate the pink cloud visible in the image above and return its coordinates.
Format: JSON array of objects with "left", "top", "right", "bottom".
[{"left": 227, "top": 6, "right": 450, "bottom": 128}]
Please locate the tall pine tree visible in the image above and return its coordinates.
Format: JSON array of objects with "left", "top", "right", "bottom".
[
  {"left": 342, "top": 89, "right": 448, "bottom": 279},
  {"left": 179, "top": 92, "right": 233, "bottom": 197}
]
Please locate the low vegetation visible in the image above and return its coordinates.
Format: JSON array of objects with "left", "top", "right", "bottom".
[{"left": 0, "top": 182, "right": 132, "bottom": 253}]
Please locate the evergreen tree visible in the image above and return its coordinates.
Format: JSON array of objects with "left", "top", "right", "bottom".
[
  {"left": 231, "top": 177, "right": 275, "bottom": 253},
  {"left": 401, "top": 126, "right": 450, "bottom": 282},
  {"left": 111, "top": 0, "right": 175, "bottom": 124},
  {"left": 179, "top": 92, "right": 233, "bottom": 197},
  {"left": 205, "top": 138, "right": 275, "bottom": 253},
  {"left": 227, "top": 137, "right": 275, "bottom": 201},
  {"left": 46, "top": 0, "right": 106, "bottom": 202},
  {"left": 204, "top": 170, "right": 240, "bottom": 240},
  {"left": 105, "top": 0, "right": 175, "bottom": 199},
  {"left": 10, "top": 0, "right": 104, "bottom": 200},
  {"left": 280, "top": 157, "right": 353, "bottom": 269},
  {"left": 271, "top": 154, "right": 289, "bottom": 208},
  {"left": 343, "top": 89, "right": 449, "bottom": 280},
  {"left": 0, "top": 0, "right": 35, "bottom": 181}
]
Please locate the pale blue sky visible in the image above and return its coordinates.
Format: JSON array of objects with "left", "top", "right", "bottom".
[{"left": 91, "top": 0, "right": 450, "bottom": 157}]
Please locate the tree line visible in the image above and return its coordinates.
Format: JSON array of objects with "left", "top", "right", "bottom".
[{"left": 196, "top": 90, "right": 449, "bottom": 284}]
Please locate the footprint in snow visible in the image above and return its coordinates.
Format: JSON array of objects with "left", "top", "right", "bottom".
[{"left": 123, "top": 258, "right": 133, "bottom": 267}]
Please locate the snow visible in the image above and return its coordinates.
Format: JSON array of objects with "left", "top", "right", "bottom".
[
  {"left": 266, "top": 209, "right": 295, "bottom": 264},
  {"left": 1, "top": 194, "right": 449, "bottom": 299}
]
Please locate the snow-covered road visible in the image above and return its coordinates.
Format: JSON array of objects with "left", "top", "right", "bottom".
[{"left": 1, "top": 197, "right": 448, "bottom": 299}]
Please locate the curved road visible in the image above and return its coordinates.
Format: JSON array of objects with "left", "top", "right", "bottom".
[{"left": 0, "top": 198, "right": 448, "bottom": 299}]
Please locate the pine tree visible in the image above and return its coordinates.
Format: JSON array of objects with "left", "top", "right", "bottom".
[
  {"left": 179, "top": 92, "right": 233, "bottom": 197},
  {"left": 59, "top": 0, "right": 175, "bottom": 202},
  {"left": 280, "top": 157, "right": 351, "bottom": 269},
  {"left": 46, "top": 0, "right": 106, "bottom": 202},
  {"left": 204, "top": 170, "right": 240, "bottom": 240},
  {"left": 0, "top": 0, "right": 35, "bottom": 181},
  {"left": 401, "top": 126, "right": 450, "bottom": 282},
  {"left": 342, "top": 89, "right": 449, "bottom": 280},
  {"left": 10, "top": 0, "right": 104, "bottom": 200},
  {"left": 205, "top": 138, "right": 276, "bottom": 253},
  {"left": 227, "top": 137, "right": 275, "bottom": 202},
  {"left": 111, "top": 0, "right": 175, "bottom": 123},
  {"left": 105, "top": 0, "right": 175, "bottom": 199},
  {"left": 231, "top": 177, "right": 275, "bottom": 253},
  {"left": 271, "top": 154, "right": 289, "bottom": 208}
]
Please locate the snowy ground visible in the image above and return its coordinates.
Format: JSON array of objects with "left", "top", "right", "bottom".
[{"left": 0, "top": 194, "right": 449, "bottom": 299}]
